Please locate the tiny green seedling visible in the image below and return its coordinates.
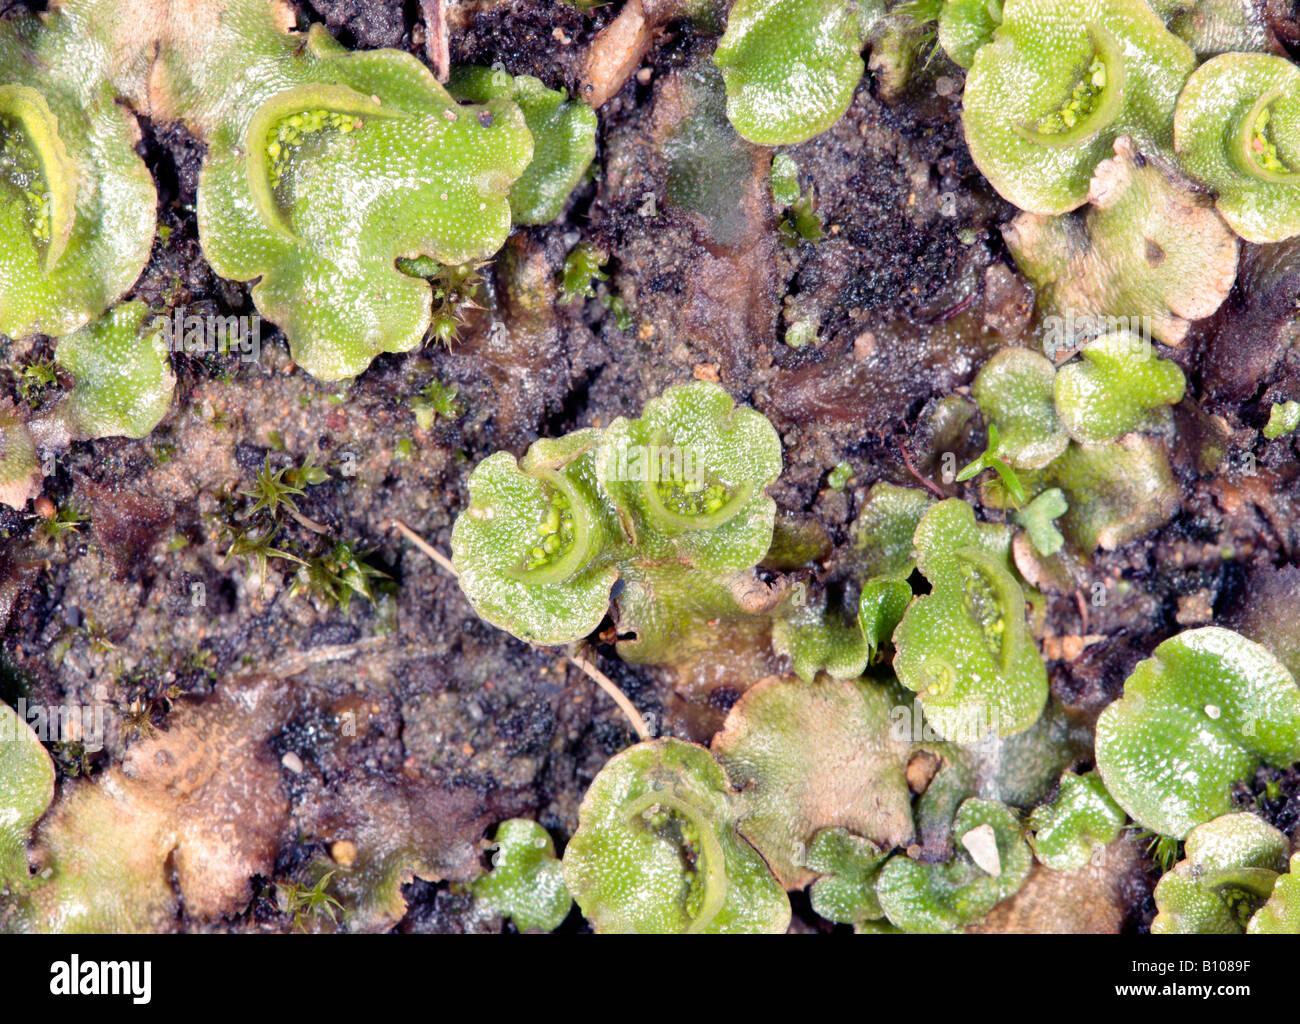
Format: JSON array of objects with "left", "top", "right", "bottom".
[{"left": 955, "top": 423, "right": 1028, "bottom": 505}]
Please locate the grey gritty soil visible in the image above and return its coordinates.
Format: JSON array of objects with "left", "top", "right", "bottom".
[{"left": 3, "top": 0, "right": 1300, "bottom": 933}]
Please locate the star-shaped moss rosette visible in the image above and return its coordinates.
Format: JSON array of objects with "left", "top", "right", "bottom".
[
  {"left": 803, "top": 827, "right": 889, "bottom": 928},
  {"left": 1175, "top": 53, "right": 1300, "bottom": 244},
  {"left": 771, "top": 589, "right": 870, "bottom": 682},
  {"left": 0, "top": 402, "right": 41, "bottom": 510},
  {"left": 50, "top": 302, "right": 175, "bottom": 440},
  {"left": 1151, "top": 813, "right": 1289, "bottom": 934},
  {"left": 712, "top": 674, "right": 915, "bottom": 889},
  {"left": 452, "top": 382, "right": 782, "bottom": 651},
  {"left": 0, "top": 4, "right": 156, "bottom": 340},
  {"left": 1048, "top": 433, "right": 1179, "bottom": 551},
  {"left": 172, "top": 4, "right": 532, "bottom": 381},
  {"left": 0, "top": 699, "right": 55, "bottom": 895},
  {"left": 561, "top": 738, "right": 791, "bottom": 933},
  {"left": 471, "top": 819, "right": 572, "bottom": 933},
  {"left": 876, "top": 798, "right": 1032, "bottom": 932},
  {"left": 447, "top": 66, "right": 597, "bottom": 226},
  {"left": 1027, "top": 770, "right": 1126, "bottom": 871},
  {"left": 892, "top": 499, "right": 1049, "bottom": 740},
  {"left": 1053, "top": 331, "right": 1186, "bottom": 444},
  {"left": 1096, "top": 628, "right": 1300, "bottom": 840},
  {"left": 1005, "top": 138, "right": 1238, "bottom": 346},
  {"left": 452, "top": 429, "right": 620, "bottom": 647},
  {"left": 1248, "top": 853, "right": 1300, "bottom": 934},
  {"left": 971, "top": 347, "right": 1068, "bottom": 469},
  {"left": 713, "top": 0, "right": 868, "bottom": 146},
  {"left": 963, "top": 0, "right": 1195, "bottom": 215}
]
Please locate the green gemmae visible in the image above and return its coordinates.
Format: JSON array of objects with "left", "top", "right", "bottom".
[
  {"left": 185, "top": 3, "right": 533, "bottom": 381},
  {"left": 1175, "top": 53, "right": 1300, "bottom": 242},
  {"left": 451, "top": 382, "right": 782, "bottom": 649},
  {"left": 963, "top": 0, "right": 1195, "bottom": 214}
]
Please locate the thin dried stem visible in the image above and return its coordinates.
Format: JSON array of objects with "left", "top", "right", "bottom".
[
  {"left": 568, "top": 652, "right": 651, "bottom": 741},
  {"left": 389, "top": 517, "right": 651, "bottom": 740},
  {"left": 391, "top": 517, "right": 457, "bottom": 576},
  {"left": 898, "top": 440, "right": 948, "bottom": 499},
  {"left": 421, "top": 0, "right": 451, "bottom": 83},
  {"left": 269, "top": 636, "right": 389, "bottom": 678}
]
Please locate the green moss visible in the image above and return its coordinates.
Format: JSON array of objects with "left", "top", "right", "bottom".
[
  {"left": 410, "top": 378, "right": 462, "bottom": 431},
  {"left": 1174, "top": 53, "right": 1300, "bottom": 242},
  {"left": 448, "top": 66, "right": 597, "bottom": 225},
  {"left": 1049, "top": 434, "right": 1179, "bottom": 551},
  {"left": 1054, "top": 331, "right": 1186, "bottom": 444},
  {"left": 0, "top": 699, "right": 55, "bottom": 894},
  {"left": 714, "top": 0, "right": 867, "bottom": 146},
  {"left": 1028, "top": 770, "right": 1126, "bottom": 871},
  {"left": 1151, "top": 813, "right": 1288, "bottom": 933},
  {"left": 803, "top": 828, "right": 888, "bottom": 927},
  {"left": 561, "top": 738, "right": 790, "bottom": 933},
  {"left": 0, "top": 3, "right": 156, "bottom": 340},
  {"left": 857, "top": 576, "right": 913, "bottom": 657},
  {"left": 560, "top": 242, "right": 609, "bottom": 302},
  {"left": 1263, "top": 400, "right": 1300, "bottom": 440},
  {"left": 1248, "top": 852, "right": 1300, "bottom": 934},
  {"left": 963, "top": 0, "right": 1195, "bottom": 214},
  {"left": 451, "top": 382, "right": 781, "bottom": 651},
  {"left": 53, "top": 302, "right": 175, "bottom": 440},
  {"left": 850, "top": 482, "right": 932, "bottom": 579},
  {"left": 182, "top": 5, "right": 533, "bottom": 381},
  {"left": 771, "top": 592, "right": 869, "bottom": 683},
  {"left": 876, "top": 798, "right": 1032, "bottom": 932},
  {"left": 892, "top": 499, "right": 1048, "bottom": 739},
  {"left": 971, "top": 347, "right": 1068, "bottom": 470},
  {"left": 1096, "top": 628, "right": 1300, "bottom": 839},
  {"left": 471, "top": 819, "right": 572, "bottom": 933},
  {"left": 936, "top": 0, "right": 1004, "bottom": 68}
]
